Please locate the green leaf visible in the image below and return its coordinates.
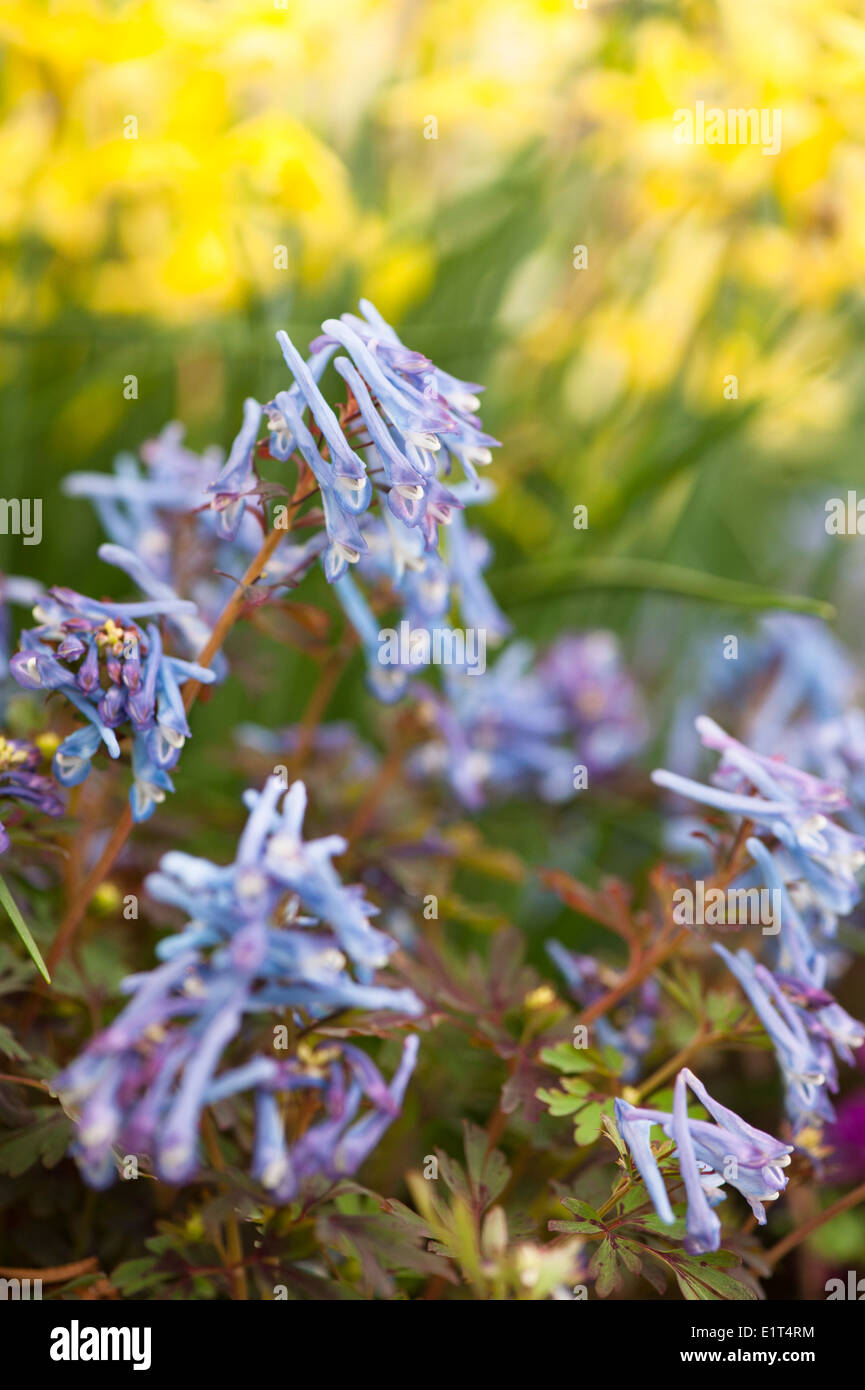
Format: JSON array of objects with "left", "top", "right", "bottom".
[
  {"left": 493, "top": 557, "right": 834, "bottom": 620},
  {"left": 0, "top": 873, "right": 50, "bottom": 982},
  {"left": 589, "top": 1239, "right": 622, "bottom": 1298},
  {"left": 537, "top": 1084, "right": 590, "bottom": 1116},
  {"left": 463, "top": 1120, "right": 510, "bottom": 1211},
  {"left": 549, "top": 1194, "right": 607, "bottom": 1236},
  {"left": 0, "top": 1022, "right": 29, "bottom": 1061},
  {"left": 617, "top": 1239, "right": 643, "bottom": 1276},
  {"left": 539, "top": 1042, "right": 598, "bottom": 1074},
  {"left": 549, "top": 1218, "right": 603, "bottom": 1235},
  {"left": 669, "top": 1251, "right": 757, "bottom": 1301},
  {"left": 560, "top": 1196, "right": 603, "bottom": 1222},
  {"left": 0, "top": 1107, "right": 72, "bottom": 1176},
  {"left": 574, "top": 1101, "right": 605, "bottom": 1146},
  {"left": 111, "top": 1258, "right": 173, "bottom": 1296}
]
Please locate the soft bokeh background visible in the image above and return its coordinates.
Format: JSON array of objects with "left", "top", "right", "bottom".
[
  {"left": 5, "top": 0, "right": 865, "bottom": 893},
  {"left": 3, "top": 0, "right": 865, "bottom": 1295},
  {"left": 4, "top": 0, "right": 865, "bottom": 845},
  {"left": 4, "top": 0, "right": 865, "bottom": 596}
]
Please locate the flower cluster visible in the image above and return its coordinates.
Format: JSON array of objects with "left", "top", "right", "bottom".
[
  {"left": 209, "top": 299, "right": 498, "bottom": 584},
  {"left": 11, "top": 577, "right": 216, "bottom": 821},
  {"left": 737, "top": 615, "right": 865, "bottom": 831},
  {"left": 412, "top": 633, "right": 646, "bottom": 808},
  {"left": 62, "top": 303, "right": 508, "bottom": 712},
  {"left": 53, "top": 777, "right": 421, "bottom": 1195},
  {"left": 0, "top": 734, "right": 63, "bottom": 854},
  {"left": 62, "top": 427, "right": 281, "bottom": 679},
  {"left": 653, "top": 713, "right": 865, "bottom": 1144},
  {"left": 615, "top": 1068, "right": 792, "bottom": 1255}
]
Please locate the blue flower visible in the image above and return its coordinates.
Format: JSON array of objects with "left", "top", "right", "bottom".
[
  {"left": 0, "top": 574, "right": 43, "bottom": 686},
  {"left": 714, "top": 943, "right": 864, "bottom": 1137},
  {"left": 205, "top": 397, "right": 263, "bottom": 540},
  {"left": 413, "top": 632, "right": 645, "bottom": 807},
  {"left": 53, "top": 777, "right": 421, "bottom": 1193},
  {"left": 10, "top": 568, "right": 215, "bottom": 821},
  {"left": 0, "top": 736, "right": 63, "bottom": 854},
  {"left": 652, "top": 716, "right": 865, "bottom": 917},
  {"left": 615, "top": 1068, "right": 792, "bottom": 1254}
]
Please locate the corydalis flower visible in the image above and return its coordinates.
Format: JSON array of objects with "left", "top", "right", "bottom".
[
  {"left": 53, "top": 777, "right": 421, "bottom": 1193},
  {"left": 540, "top": 633, "right": 648, "bottom": 776},
  {"left": 11, "top": 578, "right": 215, "bottom": 821},
  {"left": 313, "top": 299, "right": 499, "bottom": 484},
  {"left": 0, "top": 735, "right": 63, "bottom": 853},
  {"left": 413, "top": 632, "right": 645, "bottom": 807},
  {"left": 63, "top": 431, "right": 275, "bottom": 678},
  {"left": 208, "top": 300, "right": 498, "bottom": 586},
  {"left": 615, "top": 1068, "right": 792, "bottom": 1255},
  {"left": 652, "top": 716, "right": 865, "bottom": 916},
  {"left": 331, "top": 484, "right": 509, "bottom": 705},
  {"left": 713, "top": 943, "right": 864, "bottom": 1138},
  {"left": 0, "top": 574, "right": 43, "bottom": 685}
]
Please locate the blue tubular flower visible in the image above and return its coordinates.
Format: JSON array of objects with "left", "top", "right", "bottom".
[
  {"left": 332, "top": 571, "right": 408, "bottom": 704},
  {"left": 65, "top": 431, "right": 277, "bottom": 682},
  {"left": 412, "top": 632, "right": 645, "bottom": 808},
  {"left": 540, "top": 633, "right": 649, "bottom": 776},
  {"left": 671, "top": 1069, "right": 722, "bottom": 1254},
  {"left": 740, "top": 615, "right": 859, "bottom": 754},
  {"left": 744, "top": 837, "right": 865, "bottom": 1073},
  {"left": 332, "top": 354, "right": 428, "bottom": 527},
  {"left": 252, "top": 779, "right": 398, "bottom": 972},
  {"left": 615, "top": 1068, "right": 792, "bottom": 1254},
  {"left": 205, "top": 397, "right": 263, "bottom": 539},
  {"left": 656, "top": 710, "right": 865, "bottom": 1151},
  {"left": 714, "top": 942, "right": 863, "bottom": 1138},
  {"left": 652, "top": 717, "right": 865, "bottom": 917},
  {"left": 10, "top": 571, "right": 215, "bottom": 820},
  {"left": 0, "top": 735, "right": 63, "bottom": 853},
  {"left": 271, "top": 389, "right": 368, "bottom": 582},
  {"left": 58, "top": 305, "right": 503, "bottom": 712},
  {"left": 264, "top": 344, "right": 336, "bottom": 461},
  {"left": 314, "top": 300, "right": 500, "bottom": 480},
  {"left": 0, "top": 574, "right": 43, "bottom": 686},
  {"left": 54, "top": 776, "right": 422, "bottom": 1193},
  {"left": 275, "top": 330, "right": 371, "bottom": 511},
  {"left": 411, "top": 642, "right": 570, "bottom": 808},
  {"left": 714, "top": 944, "right": 830, "bottom": 1126},
  {"left": 97, "top": 543, "right": 219, "bottom": 675},
  {"left": 318, "top": 317, "right": 454, "bottom": 451}
]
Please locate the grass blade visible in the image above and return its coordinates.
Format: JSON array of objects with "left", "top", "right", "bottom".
[
  {"left": 492, "top": 557, "right": 835, "bottom": 620},
  {"left": 0, "top": 872, "right": 51, "bottom": 983}
]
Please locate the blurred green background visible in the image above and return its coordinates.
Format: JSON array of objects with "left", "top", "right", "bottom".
[{"left": 3, "top": 0, "right": 865, "bottom": 794}]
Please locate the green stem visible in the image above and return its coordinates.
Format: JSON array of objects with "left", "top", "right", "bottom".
[{"left": 0, "top": 872, "right": 50, "bottom": 982}]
